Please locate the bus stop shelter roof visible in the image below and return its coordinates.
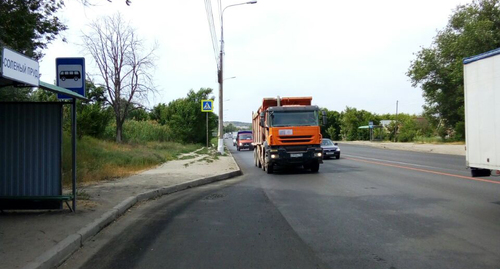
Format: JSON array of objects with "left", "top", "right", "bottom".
[
  {"left": 358, "top": 125, "right": 383, "bottom": 129},
  {"left": 0, "top": 77, "right": 87, "bottom": 101},
  {"left": 38, "top": 81, "right": 88, "bottom": 101}
]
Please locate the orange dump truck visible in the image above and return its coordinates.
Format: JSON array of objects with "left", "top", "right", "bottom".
[{"left": 252, "top": 96, "right": 326, "bottom": 173}]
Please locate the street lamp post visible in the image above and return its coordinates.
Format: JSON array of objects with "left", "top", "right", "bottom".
[{"left": 217, "top": 1, "right": 257, "bottom": 154}]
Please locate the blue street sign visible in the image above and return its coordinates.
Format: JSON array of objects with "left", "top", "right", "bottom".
[
  {"left": 201, "top": 100, "right": 213, "bottom": 112},
  {"left": 56, "top": 58, "right": 85, "bottom": 99}
]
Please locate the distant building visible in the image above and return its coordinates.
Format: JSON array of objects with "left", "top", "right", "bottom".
[{"left": 380, "top": 120, "right": 394, "bottom": 127}]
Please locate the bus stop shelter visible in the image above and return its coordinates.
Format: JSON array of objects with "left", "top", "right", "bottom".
[
  {"left": 358, "top": 125, "right": 384, "bottom": 141},
  {"left": 0, "top": 47, "right": 87, "bottom": 212}
]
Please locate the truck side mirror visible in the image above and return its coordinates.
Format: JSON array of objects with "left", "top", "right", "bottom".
[
  {"left": 322, "top": 111, "right": 327, "bottom": 125},
  {"left": 260, "top": 112, "right": 265, "bottom": 127}
]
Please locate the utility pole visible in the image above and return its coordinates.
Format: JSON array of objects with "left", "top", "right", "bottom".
[
  {"left": 216, "top": 1, "right": 257, "bottom": 155},
  {"left": 217, "top": 44, "right": 224, "bottom": 154}
]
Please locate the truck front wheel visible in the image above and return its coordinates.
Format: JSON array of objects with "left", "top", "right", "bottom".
[{"left": 266, "top": 162, "right": 274, "bottom": 174}]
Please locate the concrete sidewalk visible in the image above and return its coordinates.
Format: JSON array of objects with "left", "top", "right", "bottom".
[{"left": 0, "top": 149, "right": 241, "bottom": 269}]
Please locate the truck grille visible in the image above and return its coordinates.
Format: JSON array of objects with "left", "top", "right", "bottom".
[
  {"left": 278, "top": 135, "right": 313, "bottom": 143},
  {"left": 282, "top": 145, "right": 308, "bottom": 151}
]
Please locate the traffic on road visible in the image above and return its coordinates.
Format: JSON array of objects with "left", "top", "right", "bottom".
[{"left": 60, "top": 140, "right": 500, "bottom": 269}]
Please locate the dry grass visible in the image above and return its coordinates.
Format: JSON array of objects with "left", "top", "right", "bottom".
[{"left": 62, "top": 134, "right": 200, "bottom": 186}]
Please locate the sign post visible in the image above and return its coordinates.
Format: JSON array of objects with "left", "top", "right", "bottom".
[
  {"left": 56, "top": 57, "right": 85, "bottom": 211},
  {"left": 201, "top": 100, "right": 214, "bottom": 148},
  {"left": 369, "top": 121, "right": 374, "bottom": 141}
]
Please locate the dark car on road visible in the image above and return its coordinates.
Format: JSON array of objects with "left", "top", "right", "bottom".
[{"left": 321, "top": 138, "right": 340, "bottom": 159}]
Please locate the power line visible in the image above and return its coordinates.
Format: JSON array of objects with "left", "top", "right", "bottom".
[
  {"left": 204, "top": 0, "right": 219, "bottom": 68},
  {"left": 218, "top": 0, "right": 222, "bottom": 23},
  {"left": 204, "top": 0, "right": 220, "bottom": 69}
]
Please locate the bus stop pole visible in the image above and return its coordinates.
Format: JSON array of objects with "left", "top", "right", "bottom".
[{"left": 72, "top": 98, "right": 77, "bottom": 212}]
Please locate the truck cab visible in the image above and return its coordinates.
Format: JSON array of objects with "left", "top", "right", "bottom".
[
  {"left": 252, "top": 97, "right": 326, "bottom": 174},
  {"left": 236, "top": 131, "right": 253, "bottom": 151}
]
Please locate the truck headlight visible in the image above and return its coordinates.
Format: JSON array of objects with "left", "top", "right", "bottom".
[
  {"left": 239, "top": 143, "right": 243, "bottom": 146},
  {"left": 316, "top": 152, "right": 322, "bottom": 157},
  {"left": 271, "top": 154, "right": 278, "bottom": 159}
]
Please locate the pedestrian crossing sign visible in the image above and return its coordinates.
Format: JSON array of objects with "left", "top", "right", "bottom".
[{"left": 201, "top": 100, "right": 214, "bottom": 112}]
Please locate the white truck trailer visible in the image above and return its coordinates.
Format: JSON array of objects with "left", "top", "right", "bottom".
[{"left": 463, "top": 48, "right": 500, "bottom": 177}]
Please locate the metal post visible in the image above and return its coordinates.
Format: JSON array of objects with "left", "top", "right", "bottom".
[
  {"left": 72, "top": 98, "right": 77, "bottom": 212},
  {"left": 207, "top": 112, "right": 209, "bottom": 148}
]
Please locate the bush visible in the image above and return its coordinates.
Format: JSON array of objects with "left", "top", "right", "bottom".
[
  {"left": 454, "top": 121, "right": 465, "bottom": 141},
  {"left": 103, "top": 120, "right": 172, "bottom": 143},
  {"left": 77, "top": 103, "right": 113, "bottom": 138},
  {"left": 397, "top": 118, "right": 418, "bottom": 142},
  {"left": 413, "top": 136, "right": 444, "bottom": 143}
]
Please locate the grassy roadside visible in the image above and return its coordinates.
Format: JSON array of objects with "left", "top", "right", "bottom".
[
  {"left": 62, "top": 134, "right": 201, "bottom": 186},
  {"left": 210, "top": 137, "right": 218, "bottom": 147},
  {"left": 412, "top": 136, "right": 465, "bottom": 144},
  {"left": 210, "top": 137, "right": 232, "bottom": 155}
]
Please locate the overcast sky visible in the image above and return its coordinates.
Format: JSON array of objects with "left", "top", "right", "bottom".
[{"left": 39, "top": 0, "right": 471, "bottom": 122}]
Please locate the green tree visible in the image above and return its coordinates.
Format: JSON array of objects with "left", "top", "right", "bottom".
[
  {"left": 31, "top": 87, "right": 57, "bottom": 102},
  {"left": 0, "top": 0, "right": 67, "bottom": 60},
  {"left": 320, "top": 108, "right": 341, "bottom": 140},
  {"left": 224, "top": 123, "right": 238, "bottom": 134},
  {"left": 407, "top": 0, "right": 500, "bottom": 140},
  {"left": 325, "top": 126, "right": 337, "bottom": 141},
  {"left": 127, "top": 106, "right": 149, "bottom": 121},
  {"left": 0, "top": 0, "right": 67, "bottom": 101},
  {"left": 340, "top": 107, "right": 377, "bottom": 141},
  {"left": 0, "top": 87, "right": 32, "bottom": 101},
  {"left": 164, "top": 88, "right": 218, "bottom": 144},
  {"left": 76, "top": 81, "right": 113, "bottom": 138},
  {"left": 150, "top": 103, "right": 168, "bottom": 125},
  {"left": 396, "top": 114, "right": 418, "bottom": 142}
]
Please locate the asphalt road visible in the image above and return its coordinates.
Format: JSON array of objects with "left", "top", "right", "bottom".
[{"left": 61, "top": 141, "right": 500, "bottom": 269}]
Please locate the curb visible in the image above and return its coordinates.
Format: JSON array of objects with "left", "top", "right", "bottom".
[
  {"left": 227, "top": 146, "right": 242, "bottom": 172},
  {"left": 22, "top": 161, "right": 242, "bottom": 269}
]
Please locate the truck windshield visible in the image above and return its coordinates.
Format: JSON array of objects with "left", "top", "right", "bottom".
[
  {"left": 239, "top": 134, "right": 252, "bottom": 140},
  {"left": 269, "top": 111, "right": 319, "bottom": 127}
]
